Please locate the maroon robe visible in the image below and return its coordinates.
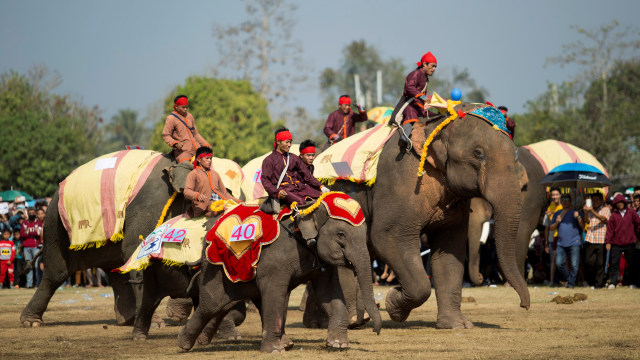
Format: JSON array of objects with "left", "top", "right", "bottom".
[
  {"left": 402, "top": 68, "right": 429, "bottom": 125},
  {"left": 261, "top": 150, "right": 322, "bottom": 206},
  {"left": 323, "top": 108, "right": 368, "bottom": 142}
]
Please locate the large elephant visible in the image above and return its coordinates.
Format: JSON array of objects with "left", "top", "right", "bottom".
[
  {"left": 333, "top": 103, "right": 530, "bottom": 329},
  {"left": 177, "top": 202, "right": 382, "bottom": 353},
  {"left": 467, "top": 146, "right": 546, "bottom": 285},
  {"left": 19, "top": 152, "right": 241, "bottom": 327}
]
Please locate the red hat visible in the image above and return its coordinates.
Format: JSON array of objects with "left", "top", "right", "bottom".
[
  {"left": 417, "top": 51, "right": 437, "bottom": 67},
  {"left": 300, "top": 145, "right": 315, "bottom": 154},
  {"left": 174, "top": 96, "right": 188, "bottom": 106},
  {"left": 338, "top": 96, "right": 351, "bottom": 105},
  {"left": 612, "top": 194, "right": 627, "bottom": 206}
]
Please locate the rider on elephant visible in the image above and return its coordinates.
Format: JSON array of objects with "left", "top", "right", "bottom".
[
  {"left": 323, "top": 95, "right": 367, "bottom": 146},
  {"left": 183, "top": 146, "right": 240, "bottom": 218},
  {"left": 498, "top": 106, "right": 516, "bottom": 140},
  {"left": 261, "top": 127, "right": 329, "bottom": 207},
  {"left": 162, "top": 95, "right": 210, "bottom": 164},
  {"left": 396, "top": 51, "right": 438, "bottom": 146},
  {"left": 299, "top": 139, "right": 317, "bottom": 173}
]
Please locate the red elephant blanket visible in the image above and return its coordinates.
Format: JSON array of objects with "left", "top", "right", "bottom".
[{"left": 205, "top": 192, "right": 364, "bottom": 282}]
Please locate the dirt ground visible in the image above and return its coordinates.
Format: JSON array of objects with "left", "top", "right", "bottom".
[{"left": 1, "top": 284, "right": 639, "bottom": 359}]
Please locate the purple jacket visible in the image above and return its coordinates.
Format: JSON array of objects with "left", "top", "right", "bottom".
[
  {"left": 323, "top": 109, "right": 367, "bottom": 141},
  {"left": 260, "top": 150, "right": 322, "bottom": 199},
  {"left": 605, "top": 207, "right": 640, "bottom": 246}
]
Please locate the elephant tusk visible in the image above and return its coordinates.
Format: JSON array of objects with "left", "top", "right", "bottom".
[{"left": 479, "top": 221, "right": 491, "bottom": 245}]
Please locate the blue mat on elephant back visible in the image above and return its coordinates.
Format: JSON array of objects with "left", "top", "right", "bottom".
[{"left": 469, "top": 106, "right": 511, "bottom": 137}]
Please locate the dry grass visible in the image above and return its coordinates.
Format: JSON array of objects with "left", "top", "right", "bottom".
[{"left": 1, "top": 284, "right": 639, "bottom": 359}]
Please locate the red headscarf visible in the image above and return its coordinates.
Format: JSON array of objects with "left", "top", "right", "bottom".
[
  {"left": 300, "top": 145, "right": 315, "bottom": 154},
  {"left": 338, "top": 96, "right": 351, "bottom": 105},
  {"left": 194, "top": 151, "right": 213, "bottom": 169},
  {"left": 416, "top": 52, "right": 437, "bottom": 67},
  {"left": 274, "top": 130, "right": 293, "bottom": 149},
  {"left": 174, "top": 96, "right": 189, "bottom": 106}
]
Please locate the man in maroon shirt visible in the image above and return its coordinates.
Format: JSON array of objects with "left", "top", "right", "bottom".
[
  {"left": 261, "top": 128, "right": 329, "bottom": 207},
  {"left": 605, "top": 194, "right": 640, "bottom": 288},
  {"left": 20, "top": 208, "right": 42, "bottom": 288},
  {"left": 498, "top": 106, "right": 516, "bottom": 140},
  {"left": 323, "top": 95, "right": 368, "bottom": 146},
  {"left": 298, "top": 140, "right": 317, "bottom": 173},
  {"left": 392, "top": 52, "right": 438, "bottom": 147}
]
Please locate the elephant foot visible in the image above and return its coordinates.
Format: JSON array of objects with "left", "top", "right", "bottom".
[
  {"left": 260, "top": 340, "right": 286, "bottom": 354},
  {"left": 132, "top": 332, "right": 147, "bottom": 341},
  {"left": 436, "top": 313, "right": 474, "bottom": 329},
  {"left": 21, "top": 318, "right": 43, "bottom": 327},
  {"left": 177, "top": 330, "right": 194, "bottom": 352},
  {"left": 385, "top": 287, "right": 411, "bottom": 322},
  {"left": 280, "top": 334, "right": 294, "bottom": 350},
  {"left": 326, "top": 337, "right": 349, "bottom": 349},
  {"left": 196, "top": 332, "right": 212, "bottom": 346},
  {"left": 150, "top": 313, "right": 165, "bottom": 329},
  {"left": 215, "top": 319, "right": 242, "bottom": 340},
  {"left": 166, "top": 298, "right": 192, "bottom": 324},
  {"left": 348, "top": 311, "right": 371, "bottom": 329}
]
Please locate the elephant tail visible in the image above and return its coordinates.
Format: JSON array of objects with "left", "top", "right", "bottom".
[
  {"left": 19, "top": 249, "right": 43, "bottom": 276},
  {"left": 186, "top": 269, "right": 201, "bottom": 295}
]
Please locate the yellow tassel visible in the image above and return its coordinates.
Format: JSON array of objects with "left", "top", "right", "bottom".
[
  {"left": 156, "top": 191, "right": 178, "bottom": 228},
  {"left": 417, "top": 100, "right": 461, "bottom": 177},
  {"left": 110, "top": 232, "right": 124, "bottom": 242},
  {"left": 290, "top": 191, "right": 344, "bottom": 220},
  {"left": 69, "top": 240, "right": 108, "bottom": 251},
  {"left": 161, "top": 258, "right": 186, "bottom": 267}
]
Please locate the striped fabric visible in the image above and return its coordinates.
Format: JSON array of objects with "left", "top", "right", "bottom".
[
  {"left": 522, "top": 140, "right": 608, "bottom": 176},
  {"left": 585, "top": 206, "right": 611, "bottom": 244}
]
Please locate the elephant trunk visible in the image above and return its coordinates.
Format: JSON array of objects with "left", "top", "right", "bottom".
[
  {"left": 486, "top": 183, "right": 530, "bottom": 310},
  {"left": 348, "top": 242, "right": 382, "bottom": 334}
]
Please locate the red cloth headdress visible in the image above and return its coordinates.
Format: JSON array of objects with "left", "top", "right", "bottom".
[
  {"left": 338, "top": 96, "right": 351, "bottom": 105},
  {"left": 300, "top": 145, "right": 315, "bottom": 154},
  {"left": 274, "top": 130, "right": 293, "bottom": 149},
  {"left": 194, "top": 151, "right": 212, "bottom": 169},
  {"left": 174, "top": 96, "right": 189, "bottom": 106},
  {"left": 416, "top": 51, "right": 437, "bottom": 67}
]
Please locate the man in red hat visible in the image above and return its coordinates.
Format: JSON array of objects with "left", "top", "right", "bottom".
[
  {"left": 162, "top": 95, "right": 211, "bottom": 163},
  {"left": 392, "top": 52, "right": 438, "bottom": 146},
  {"left": 261, "top": 127, "right": 328, "bottom": 207},
  {"left": 605, "top": 194, "right": 640, "bottom": 288},
  {"left": 323, "top": 95, "right": 368, "bottom": 146},
  {"left": 183, "top": 146, "right": 241, "bottom": 218}
]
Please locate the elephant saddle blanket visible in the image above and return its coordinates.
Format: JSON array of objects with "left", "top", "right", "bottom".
[
  {"left": 205, "top": 204, "right": 284, "bottom": 282},
  {"left": 313, "top": 123, "right": 396, "bottom": 186},
  {"left": 59, "top": 150, "right": 164, "bottom": 250},
  {"left": 118, "top": 215, "right": 208, "bottom": 273}
]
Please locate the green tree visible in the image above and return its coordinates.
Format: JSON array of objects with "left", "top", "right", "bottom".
[
  {"left": 0, "top": 68, "right": 100, "bottom": 197},
  {"left": 103, "top": 109, "right": 151, "bottom": 152},
  {"left": 150, "top": 76, "right": 281, "bottom": 164}
]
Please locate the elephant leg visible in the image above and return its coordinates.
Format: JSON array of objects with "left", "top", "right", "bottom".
[
  {"left": 312, "top": 267, "right": 350, "bottom": 349},
  {"left": 430, "top": 226, "right": 474, "bottom": 329},
  {"left": 179, "top": 304, "right": 219, "bottom": 352},
  {"left": 196, "top": 304, "right": 239, "bottom": 345},
  {"left": 302, "top": 282, "right": 328, "bottom": 328},
  {"left": 20, "top": 270, "right": 68, "bottom": 327},
  {"left": 337, "top": 266, "right": 366, "bottom": 328},
  {"left": 132, "top": 269, "right": 167, "bottom": 340},
  {"left": 106, "top": 272, "right": 137, "bottom": 326},
  {"left": 214, "top": 301, "right": 245, "bottom": 341},
  {"left": 166, "top": 297, "right": 193, "bottom": 323},
  {"left": 258, "top": 284, "right": 288, "bottom": 353}
]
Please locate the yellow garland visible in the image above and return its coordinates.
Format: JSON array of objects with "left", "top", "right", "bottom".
[
  {"left": 156, "top": 191, "right": 178, "bottom": 228},
  {"left": 209, "top": 199, "right": 239, "bottom": 213},
  {"left": 416, "top": 100, "right": 461, "bottom": 177},
  {"left": 289, "top": 191, "right": 344, "bottom": 220}
]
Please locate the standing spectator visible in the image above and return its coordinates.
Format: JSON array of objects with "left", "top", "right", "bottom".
[
  {"left": 323, "top": 95, "right": 367, "bottom": 146},
  {"left": 0, "top": 228, "right": 16, "bottom": 288},
  {"left": 605, "top": 194, "right": 640, "bottom": 289},
  {"left": 34, "top": 208, "right": 46, "bottom": 286},
  {"left": 12, "top": 229, "right": 25, "bottom": 288},
  {"left": 0, "top": 214, "right": 11, "bottom": 234},
  {"left": 20, "top": 208, "right": 42, "bottom": 288},
  {"left": 543, "top": 187, "right": 563, "bottom": 285},
  {"left": 549, "top": 194, "right": 584, "bottom": 288},
  {"left": 582, "top": 192, "right": 610, "bottom": 288}
]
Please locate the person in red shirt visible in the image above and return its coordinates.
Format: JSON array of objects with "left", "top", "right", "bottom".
[
  {"left": 393, "top": 52, "right": 438, "bottom": 147},
  {"left": 323, "top": 95, "right": 368, "bottom": 146},
  {"left": 498, "top": 106, "right": 516, "bottom": 140},
  {"left": 162, "top": 95, "right": 211, "bottom": 163},
  {"left": 605, "top": 194, "right": 640, "bottom": 288},
  {"left": 20, "top": 208, "right": 42, "bottom": 288},
  {"left": 0, "top": 228, "right": 16, "bottom": 288}
]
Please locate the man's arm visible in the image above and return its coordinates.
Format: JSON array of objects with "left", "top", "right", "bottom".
[
  {"left": 323, "top": 112, "right": 340, "bottom": 141},
  {"left": 161, "top": 116, "right": 180, "bottom": 148},
  {"left": 260, "top": 156, "right": 279, "bottom": 198},
  {"left": 352, "top": 108, "right": 368, "bottom": 123},
  {"left": 404, "top": 71, "right": 424, "bottom": 98},
  {"left": 294, "top": 156, "right": 322, "bottom": 189},
  {"left": 214, "top": 171, "right": 241, "bottom": 203},
  {"left": 183, "top": 172, "right": 199, "bottom": 202}
]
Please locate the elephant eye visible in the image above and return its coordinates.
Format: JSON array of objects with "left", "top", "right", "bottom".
[
  {"left": 473, "top": 149, "right": 484, "bottom": 160},
  {"left": 337, "top": 231, "right": 346, "bottom": 239}
]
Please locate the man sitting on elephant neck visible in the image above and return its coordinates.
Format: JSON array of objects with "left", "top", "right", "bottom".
[
  {"left": 395, "top": 51, "right": 438, "bottom": 146},
  {"left": 162, "top": 95, "right": 211, "bottom": 164},
  {"left": 299, "top": 139, "right": 317, "bottom": 173},
  {"left": 183, "top": 146, "right": 241, "bottom": 218}
]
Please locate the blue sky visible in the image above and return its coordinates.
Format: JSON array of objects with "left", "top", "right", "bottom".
[{"left": 1, "top": 0, "right": 639, "bottom": 124}]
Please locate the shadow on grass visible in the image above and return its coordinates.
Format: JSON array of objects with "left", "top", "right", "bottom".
[
  {"left": 287, "top": 320, "right": 504, "bottom": 330},
  {"left": 46, "top": 319, "right": 119, "bottom": 326},
  {"left": 186, "top": 338, "right": 325, "bottom": 353}
]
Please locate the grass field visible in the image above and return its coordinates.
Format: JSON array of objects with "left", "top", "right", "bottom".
[{"left": 1, "top": 284, "right": 639, "bottom": 359}]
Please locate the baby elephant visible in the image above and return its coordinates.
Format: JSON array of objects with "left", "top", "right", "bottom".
[{"left": 177, "top": 204, "right": 381, "bottom": 353}]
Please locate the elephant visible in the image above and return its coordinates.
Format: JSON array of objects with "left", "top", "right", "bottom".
[
  {"left": 20, "top": 152, "right": 196, "bottom": 327},
  {"left": 467, "top": 146, "right": 546, "bottom": 285},
  {"left": 331, "top": 103, "right": 530, "bottom": 329},
  {"left": 177, "top": 201, "right": 382, "bottom": 353}
]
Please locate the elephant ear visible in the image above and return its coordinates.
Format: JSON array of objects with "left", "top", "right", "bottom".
[
  {"left": 163, "top": 162, "right": 192, "bottom": 193},
  {"left": 412, "top": 122, "right": 447, "bottom": 170},
  {"left": 515, "top": 161, "right": 529, "bottom": 191}
]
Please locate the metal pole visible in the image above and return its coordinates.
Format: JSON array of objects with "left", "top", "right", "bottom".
[{"left": 376, "top": 70, "right": 382, "bottom": 105}]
